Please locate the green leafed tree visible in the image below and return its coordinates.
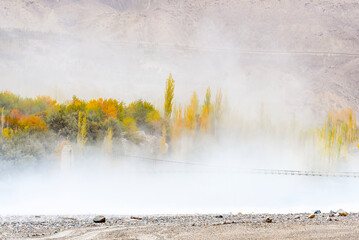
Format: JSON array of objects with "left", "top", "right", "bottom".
[{"left": 47, "top": 107, "right": 77, "bottom": 139}]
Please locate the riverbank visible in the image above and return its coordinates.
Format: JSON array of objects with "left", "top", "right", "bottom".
[{"left": 1, "top": 212, "right": 359, "bottom": 239}]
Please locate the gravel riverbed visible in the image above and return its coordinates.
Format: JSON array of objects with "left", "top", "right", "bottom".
[{"left": 1, "top": 212, "right": 359, "bottom": 239}]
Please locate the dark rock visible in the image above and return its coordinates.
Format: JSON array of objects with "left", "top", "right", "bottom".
[
  {"left": 265, "top": 217, "right": 272, "bottom": 223},
  {"left": 215, "top": 215, "right": 224, "bottom": 218},
  {"left": 93, "top": 216, "right": 106, "bottom": 223},
  {"left": 329, "top": 210, "right": 336, "bottom": 217},
  {"left": 314, "top": 210, "right": 321, "bottom": 214},
  {"left": 338, "top": 209, "right": 348, "bottom": 216}
]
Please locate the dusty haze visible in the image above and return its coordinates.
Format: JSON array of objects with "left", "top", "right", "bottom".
[{"left": 0, "top": 0, "right": 359, "bottom": 215}]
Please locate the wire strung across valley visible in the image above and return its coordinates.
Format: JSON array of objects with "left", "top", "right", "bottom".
[
  {"left": 121, "top": 154, "right": 359, "bottom": 178},
  {"left": 109, "top": 40, "right": 359, "bottom": 57}
]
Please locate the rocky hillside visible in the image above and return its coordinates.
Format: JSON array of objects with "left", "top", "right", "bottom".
[{"left": 0, "top": 0, "right": 358, "bottom": 118}]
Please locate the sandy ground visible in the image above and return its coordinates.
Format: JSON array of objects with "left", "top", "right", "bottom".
[
  {"left": 2, "top": 213, "right": 359, "bottom": 239},
  {"left": 38, "top": 223, "right": 359, "bottom": 240}
]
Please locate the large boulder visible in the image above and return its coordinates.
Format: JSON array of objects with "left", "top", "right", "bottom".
[{"left": 93, "top": 216, "right": 106, "bottom": 223}]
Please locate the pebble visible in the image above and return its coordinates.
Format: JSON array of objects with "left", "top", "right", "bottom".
[
  {"left": 1, "top": 212, "right": 358, "bottom": 238},
  {"left": 338, "top": 209, "right": 348, "bottom": 216},
  {"left": 329, "top": 210, "right": 336, "bottom": 217}
]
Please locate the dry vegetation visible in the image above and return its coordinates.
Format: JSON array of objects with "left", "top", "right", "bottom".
[{"left": 315, "top": 109, "right": 358, "bottom": 162}]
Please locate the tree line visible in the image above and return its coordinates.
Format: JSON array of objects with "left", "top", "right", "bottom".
[{"left": 0, "top": 74, "right": 224, "bottom": 161}]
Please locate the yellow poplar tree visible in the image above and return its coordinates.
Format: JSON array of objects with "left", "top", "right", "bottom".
[
  {"left": 213, "top": 89, "right": 223, "bottom": 133},
  {"left": 146, "top": 110, "right": 162, "bottom": 134},
  {"left": 2, "top": 128, "right": 12, "bottom": 138},
  {"left": 184, "top": 104, "right": 196, "bottom": 131},
  {"left": 172, "top": 105, "right": 183, "bottom": 140},
  {"left": 77, "top": 111, "right": 88, "bottom": 147},
  {"left": 184, "top": 92, "right": 199, "bottom": 131},
  {"left": 123, "top": 117, "right": 138, "bottom": 142},
  {"left": 190, "top": 91, "right": 199, "bottom": 116},
  {"left": 0, "top": 108, "right": 4, "bottom": 134},
  {"left": 200, "top": 106, "right": 210, "bottom": 132},
  {"left": 103, "top": 127, "right": 113, "bottom": 156},
  {"left": 316, "top": 108, "right": 358, "bottom": 161},
  {"left": 161, "top": 125, "right": 167, "bottom": 152},
  {"left": 164, "top": 73, "right": 175, "bottom": 122},
  {"left": 200, "top": 87, "right": 211, "bottom": 132},
  {"left": 204, "top": 87, "right": 211, "bottom": 109},
  {"left": 214, "top": 89, "right": 222, "bottom": 120}
]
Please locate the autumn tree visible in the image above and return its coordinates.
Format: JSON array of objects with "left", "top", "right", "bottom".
[
  {"left": 123, "top": 117, "right": 138, "bottom": 142},
  {"left": 126, "top": 100, "right": 156, "bottom": 129},
  {"left": 2, "top": 127, "right": 13, "bottom": 138},
  {"left": 164, "top": 74, "right": 175, "bottom": 122},
  {"left": 317, "top": 108, "right": 359, "bottom": 160},
  {"left": 204, "top": 87, "right": 211, "bottom": 109},
  {"left": 66, "top": 96, "right": 86, "bottom": 113},
  {"left": 47, "top": 108, "right": 77, "bottom": 139},
  {"left": 145, "top": 110, "right": 162, "bottom": 134},
  {"left": 0, "top": 91, "right": 20, "bottom": 113},
  {"left": 77, "top": 111, "right": 88, "bottom": 147},
  {"left": 213, "top": 89, "right": 223, "bottom": 134},
  {"left": 19, "top": 115, "right": 47, "bottom": 132},
  {"left": 1, "top": 108, "right": 4, "bottom": 133},
  {"left": 87, "top": 99, "right": 104, "bottom": 121},
  {"left": 103, "top": 117, "right": 123, "bottom": 139},
  {"left": 200, "top": 87, "right": 211, "bottom": 132},
  {"left": 190, "top": 92, "right": 199, "bottom": 116},
  {"left": 184, "top": 105, "right": 196, "bottom": 131},
  {"left": 163, "top": 73, "right": 175, "bottom": 147},
  {"left": 161, "top": 125, "right": 167, "bottom": 152},
  {"left": 102, "top": 99, "right": 119, "bottom": 119},
  {"left": 184, "top": 92, "right": 199, "bottom": 131},
  {"left": 172, "top": 105, "right": 183, "bottom": 140},
  {"left": 0, "top": 91, "right": 57, "bottom": 116},
  {"left": 103, "top": 127, "right": 113, "bottom": 156}
]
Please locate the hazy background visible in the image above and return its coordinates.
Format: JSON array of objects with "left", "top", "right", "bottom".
[{"left": 0, "top": 0, "right": 358, "bottom": 116}]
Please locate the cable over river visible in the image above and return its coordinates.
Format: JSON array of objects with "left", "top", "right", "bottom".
[{"left": 121, "top": 154, "right": 359, "bottom": 178}]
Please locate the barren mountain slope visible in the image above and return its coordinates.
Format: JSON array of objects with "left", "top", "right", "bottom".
[
  {"left": 0, "top": 0, "right": 358, "bottom": 117},
  {"left": 1, "top": 0, "right": 358, "bottom": 50}
]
